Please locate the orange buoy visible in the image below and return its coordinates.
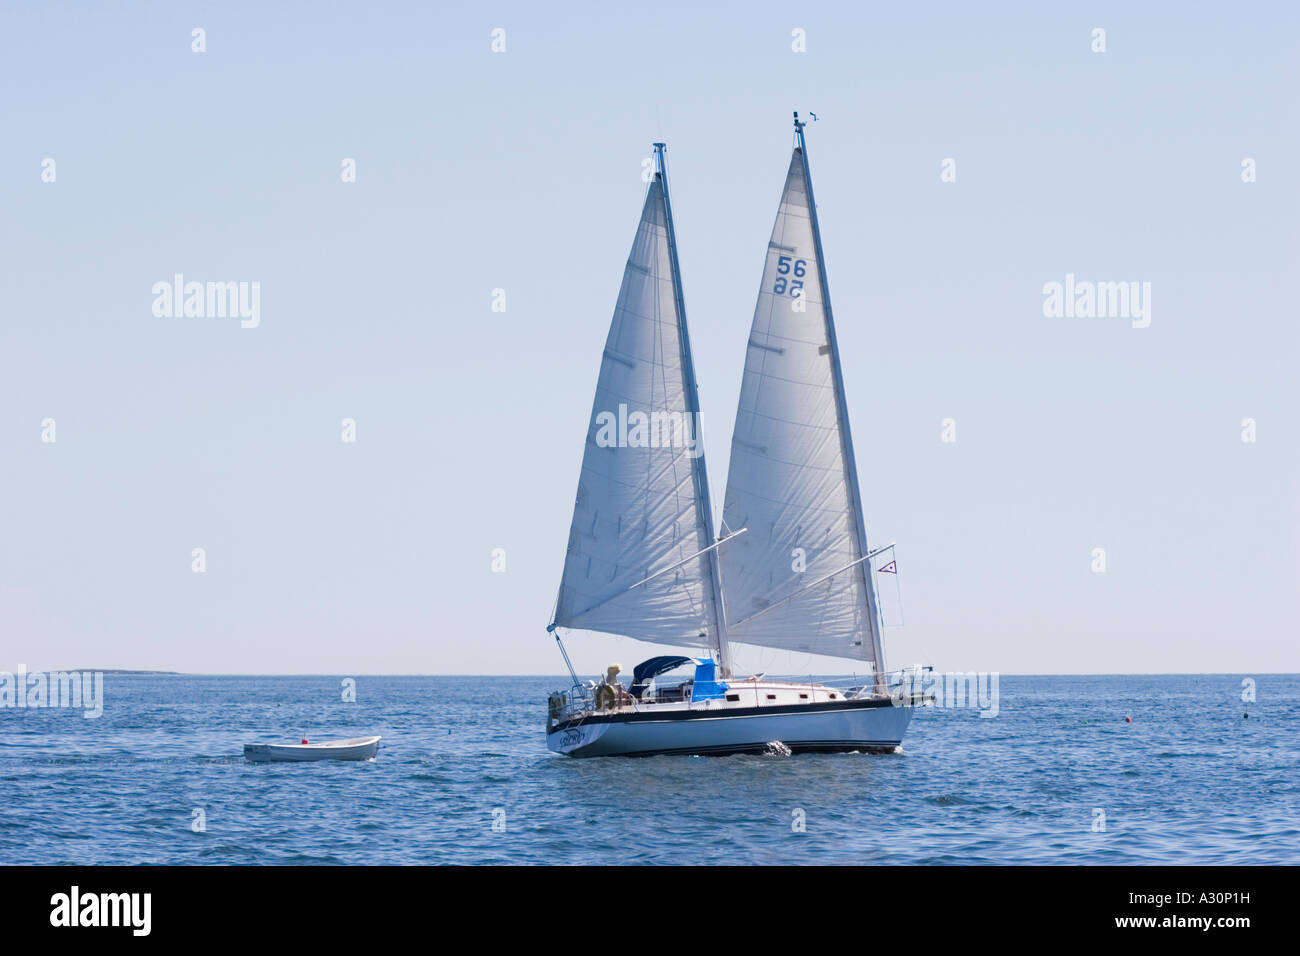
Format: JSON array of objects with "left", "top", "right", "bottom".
[{"left": 1124, "top": 715, "right": 1132, "bottom": 723}]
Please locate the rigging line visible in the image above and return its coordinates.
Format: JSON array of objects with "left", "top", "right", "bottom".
[
  {"left": 882, "top": 548, "right": 933, "bottom": 670},
  {"left": 553, "top": 629, "right": 581, "bottom": 690},
  {"left": 896, "top": 561, "right": 938, "bottom": 669},
  {"left": 546, "top": 599, "right": 558, "bottom": 631},
  {"left": 647, "top": 175, "right": 678, "bottom": 536},
  {"left": 891, "top": 551, "right": 906, "bottom": 628},
  {"left": 546, "top": 566, "right": 563, "bottom": 632},
  {"left": 649, "top": 179, "right": 698, "bottom": 571}
]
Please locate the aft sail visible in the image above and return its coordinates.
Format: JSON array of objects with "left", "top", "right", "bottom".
[
  {"left": 719, "top": 122, "right": 887, "bottom": 681},
  {"left": 551, "top": 151, "right": 726, "bottom": 653}
]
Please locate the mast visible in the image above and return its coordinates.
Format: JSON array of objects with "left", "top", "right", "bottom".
[
  {"left": 653, "top": 142, "right": 732, "bottom": 678},
  {"left": 792, "top": 114, "right": 887, "bottom": 694}
]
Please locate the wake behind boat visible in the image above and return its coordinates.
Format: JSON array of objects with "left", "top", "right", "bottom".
[{"left": 546, "top": 116, "right": 929, "bottom": 758}]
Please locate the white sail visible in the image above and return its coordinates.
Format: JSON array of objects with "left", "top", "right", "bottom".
[
  {"left": 719, "top": 142, "right": 886, "bottom": 673},
  {"left": 552, "top": 175, "right": 722, "bottom": 650}
]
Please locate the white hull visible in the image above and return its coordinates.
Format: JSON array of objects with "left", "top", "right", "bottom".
[
  {"left": 244, "top": 736, "right": 381, "bottom": 762},
  {"left": 547, "top": 699, "right": 913, "bottom": 758}
]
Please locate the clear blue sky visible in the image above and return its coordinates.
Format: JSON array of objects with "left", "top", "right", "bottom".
[{"left": 2, "top": 1, "right": 1296, "bottom": 675}]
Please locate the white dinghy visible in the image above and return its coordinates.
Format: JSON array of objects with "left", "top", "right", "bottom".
[{"left": 243, "top": 736, "right": 381, "bottom": 762}]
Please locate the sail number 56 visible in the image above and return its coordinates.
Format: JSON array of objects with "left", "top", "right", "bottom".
[{"left": 774, "top": 256, "right": 807, "bottom": 296}]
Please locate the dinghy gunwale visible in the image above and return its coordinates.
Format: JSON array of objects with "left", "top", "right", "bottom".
[{"left": 242, "top": 735, "right": 381, "bottom": 762}]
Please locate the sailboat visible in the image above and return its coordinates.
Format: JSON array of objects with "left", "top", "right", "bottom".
[{"left": 546, "top": 116, "right": 926, "bottom": 757}]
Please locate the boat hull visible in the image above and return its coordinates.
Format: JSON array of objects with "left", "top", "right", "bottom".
[
  {"left": 243, "top": 736, "right": 381, "bottom": 762},
  {"left": 547, "top": 699, "right": 913, "bottom": 758}
]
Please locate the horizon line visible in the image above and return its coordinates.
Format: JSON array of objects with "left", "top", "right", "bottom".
[{"left": 10, "top": 669, "right": 1297, "bottom": 678}]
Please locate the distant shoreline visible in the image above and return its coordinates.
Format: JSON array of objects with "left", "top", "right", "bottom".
[{"left": 62, "top": 669, "right": 183, "bottom": 676}]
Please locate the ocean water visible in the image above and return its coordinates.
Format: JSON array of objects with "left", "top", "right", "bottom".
[{"left": 1, "top": 674, "right": 1295, "bottom": 865}]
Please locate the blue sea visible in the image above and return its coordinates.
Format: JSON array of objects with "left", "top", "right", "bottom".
[{"left": 1, "top": 675, "right": 1295, "bottom": 865}]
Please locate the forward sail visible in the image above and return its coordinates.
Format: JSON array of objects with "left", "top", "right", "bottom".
[
  {"left": 551, "top": 163, "right": 724, "bottom": 652},
  {"left": 719, "top": 126, "right": 886, "bottom": 682}
]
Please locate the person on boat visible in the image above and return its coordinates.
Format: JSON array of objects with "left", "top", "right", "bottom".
[{"left": 595, "top": 664, "right": 628, "bottom": 709}]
